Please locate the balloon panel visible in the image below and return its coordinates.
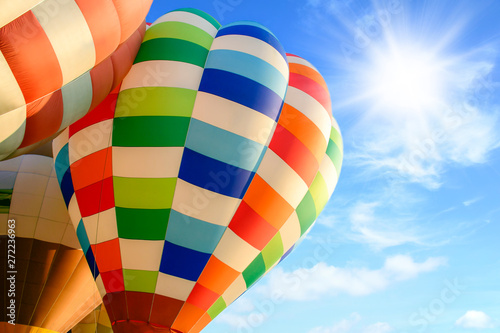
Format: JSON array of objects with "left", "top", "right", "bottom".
[
  {"left": 53, "top": 8, "right": 343, "bottom": 333},
  {"left": 0, "top": 0, "right": 152, "bottom": 160},
  {"left": 69, "top": 304, "right": 112, "bottom": 333},
  {"left": 0, "top": 155, "right": 101, "bottom": 332}
]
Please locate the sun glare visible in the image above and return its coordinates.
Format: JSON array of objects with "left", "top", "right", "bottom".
[{"left": 365, "top": 45, "right": 445, "bottom": 113}]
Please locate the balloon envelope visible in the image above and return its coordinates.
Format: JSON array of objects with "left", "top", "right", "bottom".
[
  {"left": 69, "top": 304, "right": 112, "bottom": 333},
  {"left": 0, "top": 0, "right": 153, "bottom": 160},
  {"left": 53, "top": 8, "right": 343, "bottom": 333},
  {"left": 0, "top": 155, "right": 101, "bottom": 332}
]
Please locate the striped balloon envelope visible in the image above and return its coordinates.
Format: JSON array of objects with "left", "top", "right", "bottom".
[
  {"left": 0, "top": 0, "right": 153, "bottom": 160},
  {"left": 52, "top": 8, "right": 343, "bottom": 333}
]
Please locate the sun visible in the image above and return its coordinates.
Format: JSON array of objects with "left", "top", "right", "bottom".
[{"left": 364, "top": 44, "right": 446, "bottom": 114}]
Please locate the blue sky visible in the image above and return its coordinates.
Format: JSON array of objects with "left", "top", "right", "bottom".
[{"left": 147, "top": 1, "right": 500, "bottom": 332}]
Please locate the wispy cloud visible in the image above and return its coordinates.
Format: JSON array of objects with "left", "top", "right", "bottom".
[
  {"left": 256, "top": 255, "right": 447, "bottom": 301},
  {"left": 308, "top": 314, "right": 394, "bottom": 333},
  {"left": 308, "top": 313, "right": 361, "bottom": 333},
  {"left": 455, "top": 310, "right": 495, "bottom": 329},
  {"left": 363, "top": 322, "right": 393, "bottom": 333},
  {"left": 463, "top": 197, "right": 482, "bottom": 206},
  {"left": 347, "top": 201, "right": 423, "bottom": 249}
]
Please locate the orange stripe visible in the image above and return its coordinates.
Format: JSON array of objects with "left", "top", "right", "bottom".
[
  {"left": 171, "top": 303, "right": 205, "bottom": 333},
  {"left": 289, "top": 62, "right": 328, "bottom": 91},
  {"left": 75, "top": 0, "right": 121, "bottom": 65},
  {"left": 278, "top": 103, "right": 327, "bottom": 164},
  {"left": 197, "top": 256, "right": 240, "bottom": 295},
  {"left": 189, "top": 312, "right": 212, "bottom": 333},
  {"left": 243, "top": 175, "right": 294, "bottom": 230},
  {"left": 88, "top": 25, "right": 144, "bottom": 111},
  {"left": 70, "top": 147, "right": 113, "bottom": 191},
  {"left": 0, "top": 11, "right": 63, "bottom": 103},
  {"left": 109, "top": 24, "right": 145, "bottom": 88},
  {"left": 113, "top": 0, "right": 152, "bottom": 43},
  {"left": 20, "top": 90, "right": 63, "bottom": 148}
]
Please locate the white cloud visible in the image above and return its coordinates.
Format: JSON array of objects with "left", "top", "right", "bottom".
[
  {"left": 456, "top": 310, "right": 495, "bottom": 329},
  {"left": 256, "top": 255, "right": 446, "bottom": 301},
  {"left": 348, "top": 201, "right": 423, "bottom": 249},
  {"left": 308, "top": 313, "right": 361, "bottom": 333},
  {"left": 363, "top": 322, "right": 393, "bottom": 333}
]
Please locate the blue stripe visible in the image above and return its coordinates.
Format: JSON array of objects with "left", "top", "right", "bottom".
[
  {"left": 280, "top": 245, "right": 294, "bottom": 263},
  {"left": 185, "top": 119, "right": 265, "bottom": 171},
  {"left": 159, "top": 241, "right": 211, "bottom": 281},
  {"left": 165, "top": 210, "right": 226, "bottom": 254},
  {"left": 223, "top": 21, "right": 277, "bottom": 38},
  {"left": 179, "top": 148, "right": 254, "bottom": 199},
  {"left": 60, "top": 169, "right": 74, "bottom": 207},
  {"left": 216, "top": 24, "right": 287, "bottom": 61},
  {"left": 54, "top": 144, "right": 70, "bottom": 185},
  {"left": 76, "top": 220, "right": 90, "bottom": 253},
  {"left": 199, "top": 68, "right": 283, "bottom": 121},
  {"left": 205, "top": 49, "right": 287, "bottom": 98},
  {"left": 86, "top": 248, "right": 99, "bottom": 279}
]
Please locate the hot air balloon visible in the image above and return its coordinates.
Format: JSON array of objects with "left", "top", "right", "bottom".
[
  {"left": 52, "top": 8, "right": 343, "bottom": 333},
  {"left": 0, "top": 155, "right": 102, "bottom": 332},
  {"left": 69, "top": 304, "right": 112, "bottom": 333},
  {"left": 0, "top": 0, "right": 153, "bottom": 160}
]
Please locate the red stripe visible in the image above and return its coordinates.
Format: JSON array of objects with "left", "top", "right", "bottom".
[
  {"left": 269, "top": 124, "right": 320, "bottom": 186},
  {"left": 186, "top": 283, "right": 220, "bottom": 311},
  {"left": 69, "top": 92, "right": 117, "bottom": 137},
  {"left": 289, "top": 72, "right": 331, "bottom": 111},
  {"left": 20, "top": 90, "right": 63, "bottom": 148},
  {"left": 229, "top": 201, "right": 277, "bottom": 250},
  {"left": 0, "top": 11, "right": 63, "bottom": 103},
  {"left": 74, "top": 176, "right": 115, "bottom": 217}
]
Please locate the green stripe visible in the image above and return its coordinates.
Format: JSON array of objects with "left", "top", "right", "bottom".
[
  {"left": 113, "top": 177, "right": 176, "bottom": 209},
  {"left": 242, "top": 253, "right": 266, "bottom": 288},
  {"left": 134, "top": 38, "right": 209, "bottom": 67},
  {"left": 123, "top": 269, "right": 158, "bottom": 293},
  {"left": 116, "top": 207, "right": 170, "bottom": 240},
  {"left": 144, "top": 21, "right": 214, "bottom": 50},
  {"left": 207, "top": 297, "right": 226, "bottom": 319},
  {"left": 296, "top": 191, "right": 317, "bottom": 235},
  {"left": 116, "top": 88, "right": 197, "bottom": 118},
  {"left": 261, "top": 233, "right": 284, "bottom": 270},
  {"left": 172, "top": 8, "right": 221, "bottom": 29},
  {"left": 330, "top": 126, "right": 342, "bottom": 145},
  {"left": 326, "top": 139, "right": 343, "bottom": 172},
  {"left": 0, "top": 189, "right": 13, "bottom": 214},
  {"left": 309, "top": 173, "right": 330, "bottom": 213},
  {"left": 112, "top": 116, "right": 190, "bottom": 147}
]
